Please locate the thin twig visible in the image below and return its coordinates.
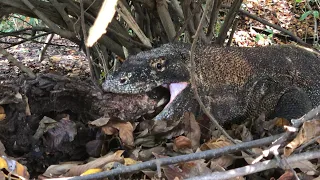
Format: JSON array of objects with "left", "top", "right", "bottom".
[
  {"left": 5, "top": 32, "right": 51, "bottom": 48},
  {"left": 216, "top": 0, "right": 243, "bottom": 45},
  {"left": 80, "top": 0, "right": 95, "bottom": 81},
  {"left": 189, "top": 0, "right": 235, "bottom": 142},
  {"left": 186, "top": 150, "right": 320, "bottom": 180},
  {"left": 20, "top": 0, "right": 75, "bottom": 39},
  {"left": 157, "top": 0, "right": 176, "bottom": 41},
  {"left": 295, "top": 135, "right": 320, "bottom": 153},
  {"left": 117, "top": 1, "right": 152, "bottom": 47},
  {"left": 68, "top": 134, "right": 282, "bottom": 180}
]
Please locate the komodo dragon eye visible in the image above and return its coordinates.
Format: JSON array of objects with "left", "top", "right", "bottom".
[
  {"left": 150, "top": 58, "right": 166, "bottom": 72},
  {"left": 156, "top": 63, "right": 162, "bottom": 70}
]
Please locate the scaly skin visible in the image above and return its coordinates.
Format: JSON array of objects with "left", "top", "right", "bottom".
[{"left": 103, "top": 43, "right": 320, "bottom": 124}]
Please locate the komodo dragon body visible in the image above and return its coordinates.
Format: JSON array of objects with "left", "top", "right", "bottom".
[{"left": 103, "top": 43, "right": 320, "bottom": 124}]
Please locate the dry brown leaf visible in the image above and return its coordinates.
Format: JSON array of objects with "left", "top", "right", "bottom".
[
  {"left": 112, "top": 121, "right": 134, "bottom": 147},
  {"left": 101, "top": 121, "right": 134, "bottom": 147},
  {"left": 210, "top": 155, "right": 234, "bottom": 170},
  {"left": 278, "top": 170, "right": 294, "bottom": 180},
  {"left": 173, "top": 136, "right": 192, "bottom": 153},
  {"left": 101, "top": 125, "right": 117, "bottom": 135},
  {"left": 42, "top": 164, "right": 79, "bottom": 178},
  {"left": 32, "top": 116, "right": 57, "bottom": 141},
  {"left": 200, "top": 136, "right": 235, "bottom": 170},
  {"left": 290, "top": 160, "right": 318, "bottom": 175},
  {"left": 284, "top": 119, "right": 320, "bottom": 156},
  {"left": 89, "top": 117, "right": 110, "bottom": 127},
  {"left": 0, "top": 106, "right": 5, "bottom": 121},
  {"left": 200, "top": 135, "right": 233, "bottom": 150},
  {"left": 66, "top": 150, "right": 124, "bottom": 176},
  {"left": 162, "top": 164, "right": 186, "bottom": 180},
  {"left": 180, "top": 160, "right": 212, "bottom": 178},
  {"left": 0, "top": 156, "right": 29, "bottom": 179},
  {"left": 275, "top": 118, "right": 290, "bottom": 127},
  {"left": 183, "top": 112, "right": 201, "bottom": 150},
  {"left": 139, "top": 146, "right": 166, "bottom": 161},
  {"left": 124, "top": 158, "right": 139, "bottom": 166}
]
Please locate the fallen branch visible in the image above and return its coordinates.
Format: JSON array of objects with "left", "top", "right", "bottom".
[
  {"left": 69, "top": 134, "right": 282, "bottom": 180},
  {"left": 186, "top": 150, "right": 320, "bottom": 180}
]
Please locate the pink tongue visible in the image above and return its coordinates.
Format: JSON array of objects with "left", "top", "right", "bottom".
[{"left": 166, "top": 82, "right": 188, "bottom": 107}]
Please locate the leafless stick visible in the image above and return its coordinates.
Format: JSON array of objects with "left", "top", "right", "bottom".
[
  {"left": 5, "top": 32, "right": 51, "bottom": 48},
  {"left": 186, "top": 150, "right": 320, "bottom": 180},
  {"left": 226, "top": 18, "right": 239, "bottom": 46},
  {"left": 68, "top": 134, "right": 282, "bottom": 180},
  {"left": 189, "top": 0, "right": 235, "bottom": 142},
  {"left": 50, "top": 0, "right": 74, "bottom": 30},
  {"left": 216, "top": 0, "right": 243, "bottom": 45},
  {"left": 295, "top": 135, "right": 320, "bottom": 153},
  {"left": 38, "top": 33, "right": 54, "bottom": 62},
  {"left": 206, "top": 0, "right": 222, "bottom": 39},
  {"left": 117, "top": 1, "right": 152, "bottom": 47},
  {"left": 80, "top": 0, "right": 96, "bottom": 81},
  {"left": 21, "top": 0, "right": 75, "bottom": 39},
  {"left": 157, "top": 0, "right": 176, "bottom": 41}
]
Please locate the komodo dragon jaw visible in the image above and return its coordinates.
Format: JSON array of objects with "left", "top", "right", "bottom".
[{"left": 102, "top": 43, "right": 192, "bottom": 121}]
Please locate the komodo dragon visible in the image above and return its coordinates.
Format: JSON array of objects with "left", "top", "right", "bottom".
[{"left": 102, "top": 43, "right": 320, "bottom": 124}]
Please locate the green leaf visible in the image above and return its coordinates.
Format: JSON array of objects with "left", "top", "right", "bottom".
[
  {"left": 265, "top": 29, "right": 274, "bottom": 34},
  {"left": 296, "top": 0, "right": 302, "bottom": 2},
  {"left": 313, "top": 11, "right": 319, "bottom": 19},
  {"left": 255, "top": 34, "right": 264, "bottom": 42},
  {"left": 299, "top": 11, "right": 312, "bottom": 21}
]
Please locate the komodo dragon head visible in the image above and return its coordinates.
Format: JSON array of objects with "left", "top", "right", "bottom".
[{"left": 102, "top": 43, "right": 192, "bottom": 121}]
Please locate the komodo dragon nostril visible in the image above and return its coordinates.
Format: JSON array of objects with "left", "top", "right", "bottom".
[{"left": 120, "top": 78, "right": 126, "bottom": 84}]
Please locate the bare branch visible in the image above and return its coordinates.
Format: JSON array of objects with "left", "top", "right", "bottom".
[
  {"left": 20, "top": 0, "right": 76, "bottom": 39},
  {"left": 168, "top": 0, "right": 184, "bottom": 20},
  {"left": 157, "top": 0, "right": 177, "bottom": 41},
  {"left": 206, "top": 0, "right": 223, "bottom": 39},
  {"left": 50, "top": 0, "right": 74, "bottom": 30},
  {"left": 117, "top": 1, "right": 152, "bottom": 47},
  {"left": 80, "top": 0, "right": 96, "bottom": 81},
  {"left": 68, "top": 134, "right": 282, "bottom": 180},
  {"left": 5, "top": 32, "right": 52, "bottom": 48},
  {"left": 216, "top": 0, "right": 243, "bottom": 45},
  {"left": 38, "top": 33, "right": 54, "bottom": 61},
  {"left": 187, "top": 150, "right": 320, "bottom": 180}
]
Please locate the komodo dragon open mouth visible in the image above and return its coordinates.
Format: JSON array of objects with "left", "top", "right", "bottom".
[
  {"left": 159, "top": 82, "right": 188, "bottom": 109},
  {"left": 102, "top": 79, "right": 189, "bottom": 120}
]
